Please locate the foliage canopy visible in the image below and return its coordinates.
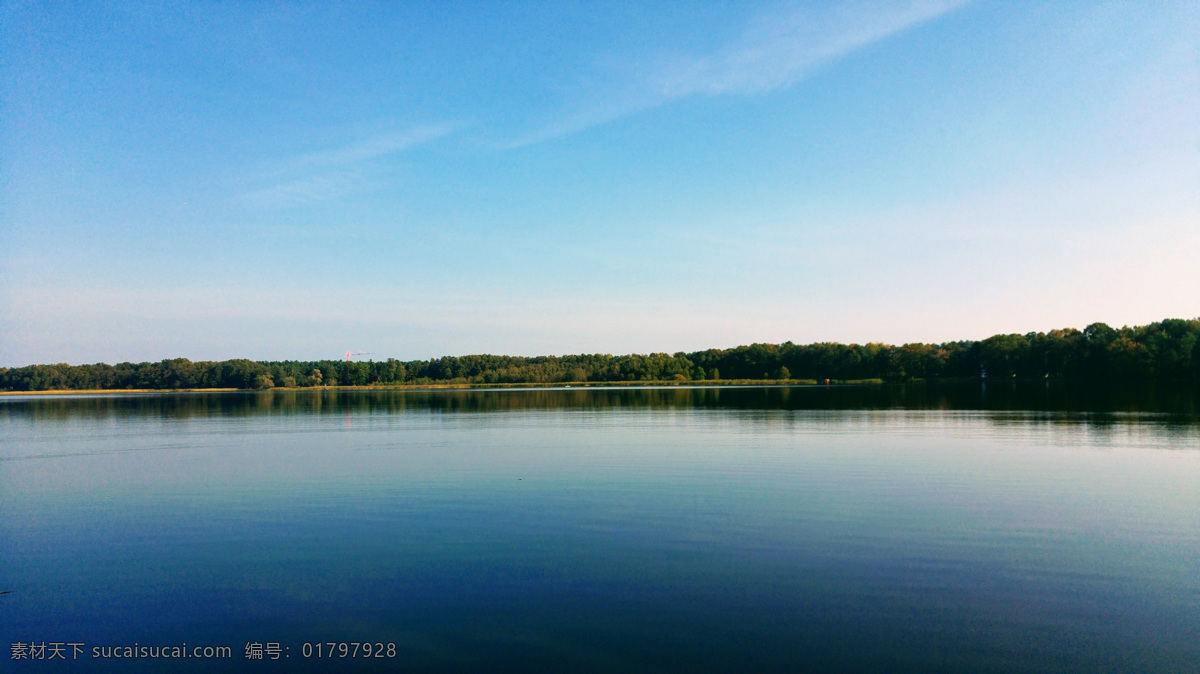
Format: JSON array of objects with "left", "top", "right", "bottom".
[{"left": 3, "top": 319, "right": 1198, "bottom": 391}]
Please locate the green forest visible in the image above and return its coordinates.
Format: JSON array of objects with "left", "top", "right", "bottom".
[{"left": 3, "top": 318, "right": 1198, "bottom": 392}]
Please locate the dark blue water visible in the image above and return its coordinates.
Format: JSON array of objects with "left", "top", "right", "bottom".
[{"left": 3, "top": 386, "right": 1199, "bottom": 672}]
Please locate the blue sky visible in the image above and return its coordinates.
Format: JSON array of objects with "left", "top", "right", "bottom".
[{"left": 2, "top": 0, "right": 1197, "bottom": 365}]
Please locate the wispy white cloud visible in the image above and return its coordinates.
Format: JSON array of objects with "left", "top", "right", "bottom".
[
  {"left": 244, "top": 122, "right": 458, "bottom": 207},
  {"left": 281, "top": 123, "right": 458, "bottom": 173},
  {"left": 244, "top": 168, "right": 369, "bottom": 208},
  {"left": 653, "top": 0, "right": 968, "bottom": 97},
  {"left": 503, "top": 0, "right": 970, "bottom": 147}
]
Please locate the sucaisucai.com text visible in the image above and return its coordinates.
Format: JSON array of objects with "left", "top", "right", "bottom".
[{"left": 92, "top": 643, "right": 232, "bottom": 659}]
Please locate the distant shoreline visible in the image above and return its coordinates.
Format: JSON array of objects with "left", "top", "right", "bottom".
[
  {"left": 0, "top": 379, "right": 900, "bottom": 396},
  {"left": 4, "top": 318, "right": 1197, "bottom": 392}
]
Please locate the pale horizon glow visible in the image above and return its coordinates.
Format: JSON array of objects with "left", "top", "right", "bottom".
[{"left": 2, "top": 1, "right": 1198, "bottom": 365}]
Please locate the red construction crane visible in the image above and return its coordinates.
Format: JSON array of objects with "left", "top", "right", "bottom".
[{"left": 345, "top": 351, "right": 373, "bottom": 362}]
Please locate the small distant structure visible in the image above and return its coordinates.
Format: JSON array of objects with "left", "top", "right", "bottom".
[{"left": 345, "top": 351, "right": 373, "bottom": 362}]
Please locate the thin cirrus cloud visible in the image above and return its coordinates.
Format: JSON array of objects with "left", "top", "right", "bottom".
[
  {"left": 243, "top": 122, "right": 458, "bottom": 207},
  {"left": 503, "top": 0, "right": 971, "bottom": 148}
]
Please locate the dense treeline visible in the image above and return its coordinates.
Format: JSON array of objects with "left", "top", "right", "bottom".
[{"left": 3, "top": 318, "right": 1198, "bottom": 392}]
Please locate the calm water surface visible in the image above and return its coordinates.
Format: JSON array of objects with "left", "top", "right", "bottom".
[{"left": 3, "top": 385, "right": 1199, "bottom": 672}]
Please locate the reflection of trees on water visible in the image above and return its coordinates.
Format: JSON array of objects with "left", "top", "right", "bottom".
[{"left": 3, "top": 383, "right": 1197, "bottom": 424}]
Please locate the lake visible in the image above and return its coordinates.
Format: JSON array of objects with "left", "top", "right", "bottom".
[{"left": 3, "top": 385, "right": 1199, "bottom": 672}]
